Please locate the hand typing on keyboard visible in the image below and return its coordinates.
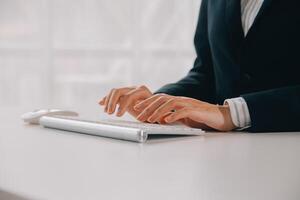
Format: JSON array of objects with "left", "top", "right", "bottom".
[
  {"left": 99, "top": 85, "right": 236, "bottom": 132},
  {"left": 99, "top": 85, "right": 153, "bottom": 118}
]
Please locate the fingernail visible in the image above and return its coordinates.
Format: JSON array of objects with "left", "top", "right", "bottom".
[
  {"left": 148, "top": 117, "right": 154, "bottom": 123},
  {"left": 165, "top": 117, "right": 171, "bottom": 122},
  {"left": 116, "top": 108, "right": 122, "bottom": 116}
]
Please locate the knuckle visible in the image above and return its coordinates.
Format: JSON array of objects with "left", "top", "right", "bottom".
[
  {"left": 139, "top": 85, "right": 147, "bottom": 90},
  {"left": 120, "top": 95, "right": 128, "bottom": 102},
  {"left": 138, "top": 85, "right": 152, "bottom": 94},
  {"left": 155, "top": 94, "right": 165, "bottom": 99},
  {"left": 121, "top": 94, "right": 133, "bottom": 102},
  {"left": 153, "top": 94, "right": 167, "bottom": 102},
  {"left": 168, "top": 98, "right": 177, "bottom": 105},
  {"left": 113, "top": 88, "right": 120, "bottom": 94},
  {"left": 124, "top": 86, "right": 136, "bottom": 92},
  {"left": 157, "top": 93, "right": 167, "bottom": 97},
  {"left": 157, "top": 96, "right": 166, "bottom": 103},
  {"left": 115, "top": 91, "right": 122, "bottom": 98}
]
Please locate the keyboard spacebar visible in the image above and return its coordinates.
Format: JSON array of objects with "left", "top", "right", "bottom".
[{"left": 39, "top": 116, "right": 148, "bottom": 143}]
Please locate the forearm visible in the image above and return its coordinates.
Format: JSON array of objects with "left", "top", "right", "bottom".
[
  {"left": 241, "top": 85, "right": 300, "bottom": 132},
  {"left": 154, "top": 71, "right": 215, "bottom": 102}
]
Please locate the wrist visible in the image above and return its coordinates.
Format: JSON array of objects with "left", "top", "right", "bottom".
[{"left": 217, "top": 105, "right": 237, "bottom": 131}]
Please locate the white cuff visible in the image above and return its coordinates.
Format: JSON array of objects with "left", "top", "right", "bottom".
[{"left": 224, "top": 97, "right": 251, "bottom": 129}]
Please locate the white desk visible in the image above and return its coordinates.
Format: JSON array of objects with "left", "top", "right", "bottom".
[{"left": 1, "top": 108, "right": 300, "bottom": 200}]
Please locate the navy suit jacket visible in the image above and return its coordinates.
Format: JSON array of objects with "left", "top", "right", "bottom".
[{"left": 155, "top": 0, "right": 300, "bottom": 132}]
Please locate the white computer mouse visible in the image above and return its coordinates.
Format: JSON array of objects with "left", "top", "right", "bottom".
[{"left": 21, "top": 109, "right": 79, "bottom": 124}]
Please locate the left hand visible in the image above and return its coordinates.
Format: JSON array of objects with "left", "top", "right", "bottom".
[{"left": 133, "top": 94, "right": 236, "bottom": 132}]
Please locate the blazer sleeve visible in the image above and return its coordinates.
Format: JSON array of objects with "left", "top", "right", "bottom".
[
  {"left": 241, "top": 85, "right": 300, "bottom": 132},
  {"left": 154, "top": 0, "right": 215, "bottom": 103}
]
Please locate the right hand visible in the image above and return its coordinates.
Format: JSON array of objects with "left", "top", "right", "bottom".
[{"left": 98, "top": 85, "right": 153, "bottom": 118}]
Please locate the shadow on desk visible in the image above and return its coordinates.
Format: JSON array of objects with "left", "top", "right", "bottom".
[
  {"left": 0, "top": 189, "right": 32, "bottom": 200},
  {"left": 145, "top": 132, "right": 222, "bottom": 144}
]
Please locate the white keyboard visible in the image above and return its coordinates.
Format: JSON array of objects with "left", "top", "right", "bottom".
[{"left": 39, "top": 116, "right": 205, "bottom": 143}]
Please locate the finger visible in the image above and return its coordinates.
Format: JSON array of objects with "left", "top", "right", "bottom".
[
  {"left": 126, "top": 99, "right": 144, "bottom": 118},
  {"left": 107, "top": 89, "right": 121, "bottom": 114},
  {"left": 164, "top": 108, "right": 191, "bottom": 123},
  {"left": 157, "top": 112, "right": 173, "bottom": 124},
  {"left": 116, "top": 88, "right": 150, "bottom": 117},
  {"left": 165, "top": 109, "right": 211, "bottom": 130},
  {"left": 104, "top": 87, "right": 133, "bottom": 113},
  {"left": 99, "top": 96, "right": 106, "bottom": 105},
  {"left": 136, "top": 96, "right": 169, "bottom": 122},
  {"left": 104, "top": 90, "right": 114, "bottom": 112},
  {"left": 148, "top": 98, "right": 184, "bottom": 123},
  {"left": 154, "top": 110, "right": 177, "bottom": 124},
  {"left": 134, "top": 94, "right": 168, "bottom": 111}
]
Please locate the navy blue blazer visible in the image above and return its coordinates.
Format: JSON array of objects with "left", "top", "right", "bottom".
[{"left": 155, "top": 0, "right": 300, "bottom": 132}]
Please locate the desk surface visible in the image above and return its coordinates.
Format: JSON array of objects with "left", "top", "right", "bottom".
[{"left": 1, "top": 107, "right": 300, "bottom": 200}]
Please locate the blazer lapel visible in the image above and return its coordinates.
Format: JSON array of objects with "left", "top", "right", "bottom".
[
  {"left": 226, "top": 0, "right": 274, "bottom": 41},
  {"left": 225, "top": 0, "right": 244, "bottom": 53},
  {"left": 224, "top": 0, "right": 244, "bottom": 96},
  {"left": 245, "top": 0, "right": 274, "bottom": 38}
]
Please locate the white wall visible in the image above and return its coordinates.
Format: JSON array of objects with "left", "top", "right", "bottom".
[{"left": 0, "top": 0, "right": 201, "bottom": 110}]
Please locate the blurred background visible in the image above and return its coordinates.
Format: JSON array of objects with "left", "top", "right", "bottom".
[{"left": 0, "top": 0, "right": 201, "bottom": 113}]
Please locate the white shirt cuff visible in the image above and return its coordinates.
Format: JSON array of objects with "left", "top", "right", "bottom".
[{"left": 224, "top": 97, "right": 251, "bottom": 129}]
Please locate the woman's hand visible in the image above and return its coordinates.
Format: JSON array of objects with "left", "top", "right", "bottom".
[
  {"left": 133, "top": 94, "right": 236, "bottom": 131},
  {"left": 98, "top": 85, "right": 153, "bottom": 118}
]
